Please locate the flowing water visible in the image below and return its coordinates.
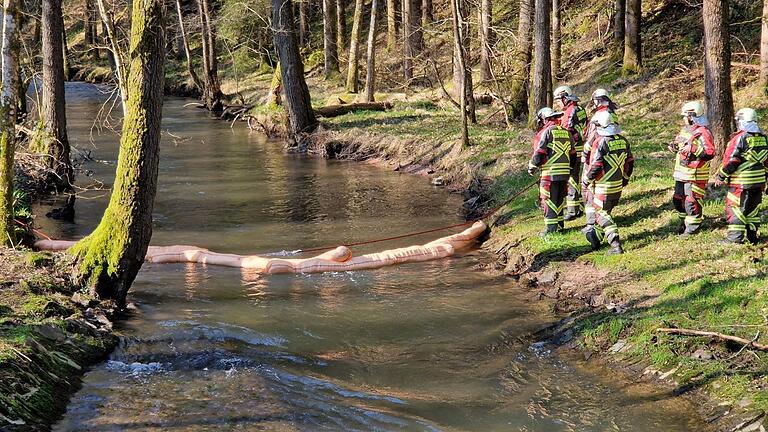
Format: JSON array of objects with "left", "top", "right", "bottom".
[{"left": 41, "top": 83, "right": 707, "bottom": 431}]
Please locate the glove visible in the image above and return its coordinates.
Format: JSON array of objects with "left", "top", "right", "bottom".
[
  {"left": 713, "top": 177, "right": 725, "bottom": 187},
  {"left": 667, "top": 142, "right": 679, "bottom": 153},
  {"left": 527, "top": 162, "right": 538, "bottom": 176}
]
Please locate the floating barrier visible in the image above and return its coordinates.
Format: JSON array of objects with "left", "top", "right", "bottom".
[{"left": 34, "top": 221, "right": 488, "bottom": 274}]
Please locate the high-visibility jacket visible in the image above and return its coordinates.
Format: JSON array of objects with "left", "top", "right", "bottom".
[
  {"left": 718, "top": 130, "right": 768, "bottom": 187},
  {"left": 560, "top": 101, "right": 588, "bottom": 152},
  {"left": 587, "top": 134, "right": 634, "bottom": 195},
  {"left": 673, "top": 124, "right": 715, "bottom": 182},
  {"left": 531, "top": 122, "right": 573, "bottom": 181},
  {"left": 583, "top": 106, "right": 618, "bottom": 164}
]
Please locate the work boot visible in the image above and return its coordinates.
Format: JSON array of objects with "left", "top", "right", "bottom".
[
  {"left": 718, "top": 237, "right": 742, "bottom": 245},
  {"left": 584, "top": 228, "right": 601, "bottom": 250},
  {"left": 581, "top": 224, "right": 594, "bottom": 234},
  {"left": 564, "top": 211, "right": 583, "bottom": 222},
  {"left": 676, "top": 222, "right": 686, "bottom": 235},
  {"left": 606, "top": 240, "right": 624, "bottom": 255},
  {"left": 747, "top": 230, "right": 760, "bottom": 244}
]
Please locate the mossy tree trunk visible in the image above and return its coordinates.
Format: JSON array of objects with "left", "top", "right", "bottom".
[
  {"left": 323, "top": 0, "right": 339, "bottom": 77},
  {"left": 622, "top": 0, "right": 641, "bottom": 73},
  {"left": 529, "top": 0, "right": 551, "bottom": 127},
  {"left": 365, "top": 0, "right": 378, "bottom": 102},
  {"left": 0, "top": 0, "right": 19, "bottom": 247},
  {"left": 345, "top": 0, "right": 364, "bottom": 92},
  {"left": 272, "top": 0, "right": 318, "bottom": 140},
  {"left": 702, "top": 0, "right": 733, "bottom": 169},
  {"left": 70, "top": 0, "right": 165, "bottom": 305},
  {"left": 40, "top": 0, "right": 73, "bottom": 190},
  {"left": 509, "top": 0, "right": 532, "bottom": 118}
]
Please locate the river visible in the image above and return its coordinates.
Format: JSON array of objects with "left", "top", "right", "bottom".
[{"left": 39, "top": 83, "right": 706, "bottom": 431}]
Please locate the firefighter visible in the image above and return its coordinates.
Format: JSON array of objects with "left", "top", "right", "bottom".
[
  {"left": 554, "top": 85, "right": 588, "bottom": 221},
  {"left": 528, "top": 107, "right": 573, "bottom": 236},
  {"left": 582, "top": 89, "right": 618, "bottom": 233},
  {"left": 668, "top": 101, "right": 715, "bottom": 236},
  {"left": 584, "top": 111, "right": 634, "bottom": 255},
  {"left": 714, "top": 108, "right": 768, "bottom": 244}
]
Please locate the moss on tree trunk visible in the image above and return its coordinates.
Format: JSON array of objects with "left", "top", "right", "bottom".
[
  {"left": 1, "top": 0, "right": 19, "bottom": 247},
  {"left": 69, "top": 0, "right": 165, "bottom": 305}
]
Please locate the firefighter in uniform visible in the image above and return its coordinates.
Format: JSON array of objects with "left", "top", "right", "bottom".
[
  {"left": 714, "top": 108, "right": 768, "bottom": 244},
  {"left": 554, "top": 86, "right": 588, "bottom": 221},
  {"left": 582, "top": 88, "right": 618, "bottom": 233},
  {"left": 584, "top": 111, "right": 634, "bottom": 255},
  {"left": 668, "top": 101, "right": 715, "bottom": 236},
  {"left": 528, "top": 107, "right": 573, "bottom": 236}
]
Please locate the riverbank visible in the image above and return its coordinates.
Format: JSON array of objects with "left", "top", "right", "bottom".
[{"left": 0, "top": 249, "right": 116, "bottom": 431}]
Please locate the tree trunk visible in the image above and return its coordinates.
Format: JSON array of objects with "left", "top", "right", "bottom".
[
  {"left": 622, "top": 0, "right": 641, "bottom": 73},
  {"left": 299, "top": 0, "right": 309, "bottom": 46},
  {"left": 613, "top": 0, "right": 625, "bottom": 42},
  {"left": 365, "top": 0, "right": 378, "bottom": 101},
  {"left": 198, "top": 0, "right": 222, "bottom": 110},
  {"left": 551, "top": 0, "right": 560, "bottom": 81},
  {"left": 703, "top": 0, "right": 733, "bottom": 169},
  {"left": 450, "top": 0, "right": 469, "bottom": 146},
  {"left": 96, "top": 0, "right": 128, "bottom": 114},
  {"left": 266, "top": 62, "right": 281, "bottom": 107},
  {"left": 386, "top": 0, "right": 396, "bottom": 49},
  {"left": 345, "top": 0, "right": 364, "bottom": 92},
  {"left": 40, "top": 0, "right": 73, "bottom": 190},
  {"left": 70, "top": 0, "right": 166, "bottom": 305},
  {"left": 421, "top": 0, "right": 431, "bottom": 26},
  {"left": 176, "top": 0, "right": 202, "bottom": 91},
  {"left": 478, "top": 0, "right": 493, "bottom": 82},
  {"left": 760, "top": 0, "right": 768, "bottom": 94},
  {"left": 0, "top": 0, "right": 19, "bottom": 246},
  {"left": 529, "top": 0, "right": 551, "bottom": 126},
  {"left": 402, "top": 0, "right": 413, "bottom": 79},
  {"left": 61, "top": 26, "right": 71, "bottom": 79},
  {"left": 509, "top": 0, "right": 533, "bottom": 117},
  {"left": 451, "top": 0, "right": 468, "bottom": 93},
  {"left": 336, "top": 0, "right": 346, "bottom": 56},
  {"left": 272, "top": 0, "right": 318, "bottom": 139},
  {"left": 323, "top": 0, "right": 339, "bottom": 77}
]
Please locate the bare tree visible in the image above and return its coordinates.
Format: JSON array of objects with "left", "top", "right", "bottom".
[
  {"left": 198, "top": 0, "right": 223, "bottom": 110},
  {"left": 509, "top": 0, "right": 533, "bottom": 117},
  {"left": 421, "top": 0, "right": 431, "bottom": 25},
  {"left": 613, "top": 0, "right": 625, "bottom": 42},
  {"left": 70, "top": 0, "right": 166, "bottom": 305},
  {"left": 551, "top": 0, "right": 560, "bottom": 80},
  {"left": 451, "top": 0, "right": 468, "bottom": 93},
  {"left": 96, "top": 0, "right": 128, "bottom": 113},
  {"left": 529, "top": 0, "right": 551, "bottom": 125},
  {"left": 39, "top": 0, "right": 73, "bottom": 190},
  {"left": 365, "top": 0, "right": 378, "bottom": 101},
  {"left": 622, "top": 0, "right": 641, "bottom": 73},
  {"left": 298, "top": 0, "right": 309, "bottom": 45},
  {"left": 323, "top": 0, "right": 339, "bottom": 77},
  {"left": 176, "top": 0, "right": 202, "bottom": 91},
  {"left": 345, "top": 0, "right": 365, "bottom": 92},
  {"left": 760, "top": 0, "right": 768, "bottom": 94},
  {"left": 478, "top": 0, "right": 493, "bottom": 82},
  {"left": 336, "top": 0, "right": 346, "bottom": 56},
  {"left": 1, "top": 0, "right": 19, "bottom": 245},
  {"left": 273, "top": 0, "right": 319, "bottom": 140},
  {"left": 703, "top": 0, "right": 733, "bottom": 167},
  {"left": 386, "top": 0, "right": 397, "bottom": 49},
  {"left": 451, "top": 0, "right": 472, "bottom": 145},
  {"left": 402, "top": 0, "right": 422, "bottom": 81}
]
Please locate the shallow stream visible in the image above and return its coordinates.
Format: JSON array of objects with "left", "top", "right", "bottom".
[{"left": 41, "top": 83, "right": 706, "bottom": 431}]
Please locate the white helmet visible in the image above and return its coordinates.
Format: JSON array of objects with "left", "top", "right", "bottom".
[
  {"left": 681, "top": 101, "right": 704, "bottom": 117},
  {"left": 592, "top": 88, "right": 610, "bottom": 100},
  {"left": 736, "top": 108, "right": 758, "bottom": 123},
  {"left": 536, "top": 107, "right": 559, "bottom": 120},
  {"left": 593, "top": 110, "right": 615, "bottom": 128},
  {"left": 554, "top": 85, "right": 573, "bottom": 100}
]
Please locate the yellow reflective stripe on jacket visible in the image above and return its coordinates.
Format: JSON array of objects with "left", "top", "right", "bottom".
[
  {"left": 731, "top": 135, "right": 768, "bottom": 185},
  {"left": 595, "top": 136, "right": 629, "bottom": 191},
  {"left": 541, "top": 127, "right": 572, "bottom": 177}
]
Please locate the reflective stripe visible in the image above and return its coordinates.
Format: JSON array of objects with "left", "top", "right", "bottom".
[
  {"left": 730, "top": 135, "right": 768, "bottom": 185},
  {"left": 541, "top": 127, "right": 573, "bottom": 178}
]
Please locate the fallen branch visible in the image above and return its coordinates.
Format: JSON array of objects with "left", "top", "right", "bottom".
[
  {"left": 657, "top": 327, "right": 768, "bottom": 351},
  {"left": 315, "top": 102, "right": 393, "bottom": 118},
  {"left": 733, "top": 62, "right": 759, "bottom": 71}
]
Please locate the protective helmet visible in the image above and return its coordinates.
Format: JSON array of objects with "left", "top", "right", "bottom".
[
  {"left": 736, "top": 108, "right": 758, "bottom": 123},
  {"left": 554, "top": 85, "right": 573, "bottom": 100},
  {"left": 681, "top": 101, "right": 703, "bottom": 117},
  {"left": 591, "top": 88, "right": 610, "bottom": 100},
  {"left": 536, "top": 107, "right": 559, "bottom": 120},
  {"left": 593, "top": 110, "right": 615, "bottom": 128}
]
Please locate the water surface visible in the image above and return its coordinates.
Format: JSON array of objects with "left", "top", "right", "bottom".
[{"left": 43, "top": 83, "right": 706, "bottom": 431}]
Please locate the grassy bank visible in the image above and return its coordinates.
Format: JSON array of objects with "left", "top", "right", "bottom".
[{"left": 0, "top": 250, "right": 116, "bottom": 430}]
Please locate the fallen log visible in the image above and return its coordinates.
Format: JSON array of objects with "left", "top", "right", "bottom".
[
  {"left": 315, "top": 101, "right": 393, "bottom": 118},
  {"left": 35, "top": 221, "right": 487, "bottom": 274},
  {"left": 656, "top": 327, "right": 768, "bottom": 351}
]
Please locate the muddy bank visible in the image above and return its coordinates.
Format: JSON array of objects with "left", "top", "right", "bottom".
[{"left": 0, "top": 250, "right": 117, "bottom": 431}]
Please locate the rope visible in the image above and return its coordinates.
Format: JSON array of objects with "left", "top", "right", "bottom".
[
  {"left": 295, "top": 179, "right": 538, "bottom": 254},
  {"left": 16, "top": 179, "right": 539, "bottom": 255}
]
